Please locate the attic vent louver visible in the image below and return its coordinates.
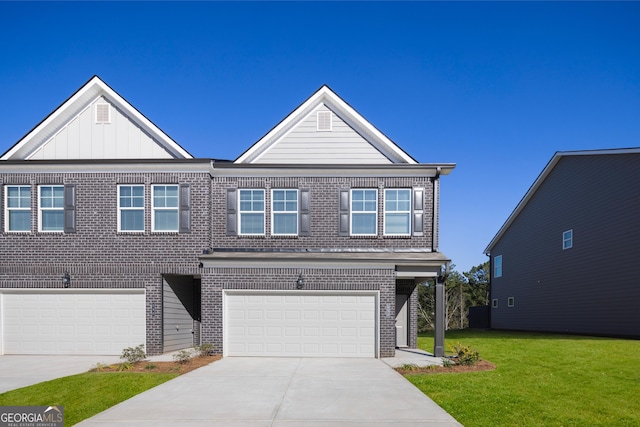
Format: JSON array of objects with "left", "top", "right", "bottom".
[
  {"left": 95, "top": 103, "right": 111, "bottom": 124},
  {"left": 317, "top": 110, "right": 332, "bottom": 131}
]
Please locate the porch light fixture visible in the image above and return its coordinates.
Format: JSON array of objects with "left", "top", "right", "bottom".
[
  {"left": 296, "top": 274, "right": 305, "bottom": 289},
  {"left": 62, "top": 271, "right": 71, "bottom": 288}
]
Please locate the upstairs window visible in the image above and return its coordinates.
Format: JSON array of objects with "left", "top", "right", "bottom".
[
  {"left": 239, "top": 189, "right": 265, "bottom": 235},
  {"left": 272, "top": 189, "right": 298, "bottom": 235},
  {"left": 5, "top": 185, "right": 31, "bottom": 232},
  {"left": 152, "top": 185, "right": 179, "bottom": 232},
  {"left": 384, "top": 189, "right": 411, "bottom": 235},
  {"left": 38, "top": 185, "right": 64, "bottom": 232},
  {"left": 494, "top": 255, "right": 503, "bottom": 278},
  {"left": 118, "top": 185, "right": 145, "bottom": 232},
  {"left": 350, "top": 189, "right": 377, "bottom": 236},
  {"left": 563, "top": 229, "right": 573, "bottom": 250}
]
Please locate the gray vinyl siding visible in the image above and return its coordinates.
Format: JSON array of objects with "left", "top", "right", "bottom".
[
  {"left": 163, "top": 277, "right": 195, "bottom": 352},
  {"left": 255, "top": 105, "right": 391, "bottom": 164},
  {"left": 29, "top": 97, "right": 174, "bottom": 160},
  {"left": 490, "top": 153, "right": 640, "bottom": 337}
]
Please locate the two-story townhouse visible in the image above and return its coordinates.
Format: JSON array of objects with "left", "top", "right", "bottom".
[{"left": 0, "top": 77, "right": 454, "bottom": 357}]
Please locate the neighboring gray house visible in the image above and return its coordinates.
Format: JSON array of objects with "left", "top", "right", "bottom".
[
  {"left": 484, "top": 149, "right": 640, "bottom": 338},
  {"left": 0, "top": 76, "right": 454, "bottom": 357}
]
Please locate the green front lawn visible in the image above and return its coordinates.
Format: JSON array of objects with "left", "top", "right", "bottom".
[
  {"left": 0, "top": 372, "right": 178, "bottom": 426},
  {"left": 408, "top": 330, "right": 640, "bottom": 427}
]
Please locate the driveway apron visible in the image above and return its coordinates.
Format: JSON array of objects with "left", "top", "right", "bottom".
[{"left": 77, "top": 357, "right": 462, "bottom": 426}]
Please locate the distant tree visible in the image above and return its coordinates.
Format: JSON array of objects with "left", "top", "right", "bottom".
[{"left": 464, "top": 261, "right": 490, "bottom": 307}]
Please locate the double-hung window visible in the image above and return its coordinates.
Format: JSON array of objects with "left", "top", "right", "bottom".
[
  {"left": 239, "top": 189, "right": 265, "bottom": 235},
  {"left": 5, "top": 185, "right": 31, "bottom": 232},
  {"left": 494, "top": 255, "right": 503, "bottom": 278},
  {"left": 350, "top": 189, "right": 377, "bottom": 236},
  {"left": 38, "top": 185, "right": 64, "bottom": 232},
  {"left": 563, "top": 229, "right": 573, "bottom": 250},
  {"left": 118, "top": 185, "right": 145, "bottom": 232},
  {"left": 152, "top": 185, "right": 179, "bottom": 232},
  {"left": 384, "top": 189, "right": 411, "bottom": 235},
  {"left": 272, "top": 189, "right": 298, "bottom": 235}
]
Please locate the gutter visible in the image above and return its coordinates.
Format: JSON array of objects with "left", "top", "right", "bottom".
[{"left": 432, "top": 166, "right": 441, "bottom": 252}]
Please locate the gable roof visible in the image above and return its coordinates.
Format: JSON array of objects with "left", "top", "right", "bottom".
[
  {"left": 1, "top": 75, "right": 192, "bottom": 160},
  {"left": 484, "top": 147, "right": 640, "bottom": 255},
  {"left": 235, "top": 85, "right": 417, "bottom": 164}
]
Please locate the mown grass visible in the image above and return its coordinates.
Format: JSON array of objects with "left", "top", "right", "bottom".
[
  {"left": 0, "top": 372, "right": 178, "bottom": 426},
  {"left": 408, "top": 330, "right": 640, "bottom": 427}
]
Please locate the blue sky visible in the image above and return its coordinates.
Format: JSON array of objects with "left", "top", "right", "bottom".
[{"left": 1, "top": 2, "right": 639, "bottom": 272}]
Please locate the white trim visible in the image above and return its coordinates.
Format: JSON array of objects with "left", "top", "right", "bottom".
[
  {"left": 238, "top": 189, "right": 265, "bottom": 236},
  {"left": 37, "top": 185, "right": 64, "bottom": 233},
  {"left": 271, "top": 188, "right": 298, "bottom": 236},
  {"left": 4, "top": 185, "right": 31, "bottom": 233},
  {"left": 117, "top": 184, "right": 145, "bottom": 233},
  {"left": 223, "top": 289, "right": 379, "bottom": 358},
  {"left": 151, "top": 184, "right": 179, "bottom": 233},
  {"left": 383, "top": 188, "right": 411, "bottom": 236},
  {"left": 350, "top": 189, "right": 378, "bottom": 236}
]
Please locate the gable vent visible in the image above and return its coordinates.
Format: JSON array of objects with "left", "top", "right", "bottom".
[
  {"left": 95, "top": 103, "right": 111, "bottom": 124},
  {"left": 317, "top": 110, "right": 332, "bottom": 131}
]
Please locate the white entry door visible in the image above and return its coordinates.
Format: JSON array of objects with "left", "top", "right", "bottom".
[
  {"left": 225, "top": 291, "right": 377, "bottom": 357},
  {"left": 1, "top": 290, "right": 145, "bottom": 355}
]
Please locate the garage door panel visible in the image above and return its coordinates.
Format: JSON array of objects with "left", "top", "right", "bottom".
[
  {"left": 2, "top": 291, "right": 145, "bottom": 355},
  {"left": 226, "top": 291, "right": 376, "bottom": 357}
]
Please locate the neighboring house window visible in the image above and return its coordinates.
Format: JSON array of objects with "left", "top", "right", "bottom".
[
  {"left": 563, "top": 229, "right": 573, "bottom": 250},
  {"left": 152, "top": 185, "right": 179, "bottom": 232},
  {"left": 494, "top": 255, "right": 503, "bottom": 278},
  {"left": 118, "top": 185, "right": 144, "bottom": 232},
  {"left": 350, "top": 189, "right": 377, "bottom": 236},
  {"left": 5, "top": 185, "right": 31, "bottom": 232},
  {"left": 272, "top": 189, "right": 298, "bottom": 235},
  {"left": 39, "top": 185, "right": 65, "bottom": 232},
  {"left": 492, "top": 299, "right": 498, "bottom": 308},
  {"left": 239, "top": 189, "right": 265, "bottom": 235},
  {"left": 508, "top": 297, "right": 515, "bottom": 307},
  {"left": 384, "top": 189, "right": 411, "bottom": 235}
]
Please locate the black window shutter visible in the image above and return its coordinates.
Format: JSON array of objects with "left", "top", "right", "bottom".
[
  {"left": 412, "top": 187, "right": 425, "bottom": 236},
  {"left": 179, "top": 184, "right": 190, "bottom": 233},
  {"left": 339, "top": 188, "right": 350, "bottom": 236},
  {"left": 226, "top": 188, "right": 237, "bottom": 236},
  {"left": 299, "top": 188, "right": 310, "bottom": 236},
  {"left": 63, "top": 184, "right": 76, "bottom": 233}
]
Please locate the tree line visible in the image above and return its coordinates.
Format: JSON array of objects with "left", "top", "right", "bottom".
[{"left": 418, "top": 261, "right": 490, "bottom": 332}]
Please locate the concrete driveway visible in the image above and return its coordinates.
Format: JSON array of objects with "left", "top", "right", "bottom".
[
  {"left": 0, "top": 355, "right": 121, "bottom": 394},
  {"left": 77, "top": 357, "right": 463, "bottom": 426}
]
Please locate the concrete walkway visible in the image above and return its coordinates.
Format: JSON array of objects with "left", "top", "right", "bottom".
[
  {"left": 78, "top": 357, "right": 463, "bottom": 426},
  {"left": 382, "top": 348, "right": 445, "bottom": 368}
]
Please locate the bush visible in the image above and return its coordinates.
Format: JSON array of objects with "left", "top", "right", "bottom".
[
  {"left": 120, "top": 344, "right": 146, "bottom": 364},
  {"left": 173, "top": 349, "right": 193, "bottom": 364},
  {"left": 449, "top": 342, "right": 480, "bottom": 366},
  {"left": 195, "top": 343, "right": 215, "bottom": 357}
]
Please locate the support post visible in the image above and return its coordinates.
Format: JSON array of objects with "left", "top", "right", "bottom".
[{"left": 434, "top": 277, "right": 445, "bottom": 357}]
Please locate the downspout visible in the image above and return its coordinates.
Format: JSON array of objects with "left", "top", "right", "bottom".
[{"left": 432, "top": 167, "right": 441, "bottom": 252}]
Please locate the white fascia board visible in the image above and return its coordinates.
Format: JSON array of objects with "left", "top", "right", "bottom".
[
  {"left": 235, "top": 85, "right": 418, "bottom": 164},
  {"left": 483, "top": 147, "right": 640, "bottom": 254},
  {"left": 212, "top": 163, "right": 455, "bottom": 178},
  {"left": 0, "top": 160, "right": 213, "bottom": 175}
]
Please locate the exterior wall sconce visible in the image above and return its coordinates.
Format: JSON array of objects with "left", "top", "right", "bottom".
[
  {"left": 296, "top": 274, "right": 305, "bottom": 289},
  {"left": 62, "top": 271, "right": 71, "bottom": 288}
]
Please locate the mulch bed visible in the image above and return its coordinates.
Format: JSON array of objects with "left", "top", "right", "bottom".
[
  {"left": 395, "top": 359, "right": 496, "bottom": 375},
  {"left": 91, "top": 355, "right": 222, "bottom": 374}
]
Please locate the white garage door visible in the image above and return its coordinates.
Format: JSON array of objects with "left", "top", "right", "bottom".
[
  {"left": 1, "top": 290, "right": 145, "bottom": 355},
  {"left": 225, "top": 291, "right": 377, "bottom": 357}
]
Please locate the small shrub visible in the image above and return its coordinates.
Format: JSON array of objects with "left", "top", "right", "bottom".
[
  {"left": 173, "top": 349, "right": 193, "bottom": 364},
  {"left": 92, "top": 363, "right": 108, "bottom": 372},
  {"left": 442, "top": 358, "right": 454, "bottom": 368},
  {"left": 144, "top": 363, "right": 157, "bottom": 370},
  {"left": 120, "top": 344, "right": 146, "bottom": 364},
  {"left": 399, "top": 363, "right": 420, "bottom": 371},
  {"left": 195, "top": 343, "right": 215, "bottom": 357},
  {"left": 449, "top": 342, "right": 480, "bottom": 366},
  {"left": 117, "top": 362, "right": 133, "bottom": 371}
]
